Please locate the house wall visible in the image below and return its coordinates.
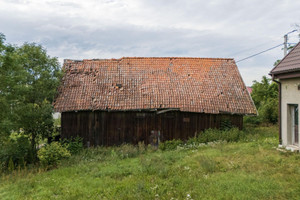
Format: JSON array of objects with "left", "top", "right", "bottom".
[
  {"left": 61, "top": 111, "right": 243, "bottom": 146},
  {"left": 280, "top": 78, "right": 300, "bottom": 147}
]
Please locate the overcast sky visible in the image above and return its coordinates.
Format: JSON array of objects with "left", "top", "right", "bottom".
[{"left": 1, "top": 0, "right": 300, "bottom": 85}]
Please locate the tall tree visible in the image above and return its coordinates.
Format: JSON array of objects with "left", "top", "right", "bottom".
[
  {"left": 0, "top": 34, "right": 62, "bottom": 157},
  {"left": 251, "top": 76, "right": 278, "bottom": 124}
]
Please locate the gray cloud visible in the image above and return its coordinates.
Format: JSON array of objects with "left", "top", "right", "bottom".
[{"left": 0, "top": 0, "right": 300, "bottom": 85}]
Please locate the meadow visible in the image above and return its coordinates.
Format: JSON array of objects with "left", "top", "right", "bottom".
[{"left": 1, "top": 125, "right": 300, "bottom": 199}]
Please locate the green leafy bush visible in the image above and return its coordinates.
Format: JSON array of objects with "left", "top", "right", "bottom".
[
  {"left": 61, "top": 136, "right": 83, "bottom": 155},
  {"left": 159, "top": 128, "right": 246, "bottom": 151},
  {"left": 38, "top": 142, "right": 71, "bottom": 168},
  {"left": 159, "top": 139, "right": 183, "bottom": 151},
  {"left": 198, "top": 129, "right": 221, "bottom": 143},
  {"left": 197, "top": 128, "right": 244, "bottom": 143},
  {"left": 244, "top": 116, "right": 262, "bottom": 125},
  {"left": 220, "top": 119, "right": 233, "bottom": 130},
  {"left": 0, "top": 134, "right": 33, "bottom": 172}
]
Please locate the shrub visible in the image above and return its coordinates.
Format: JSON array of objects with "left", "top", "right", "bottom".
[
  {"left": 61, "top": 136, "right": 83, "bottom": 155},
  {"left": 198, "top": 129, "right": 221, "bottom": 143},
  {"left": 244, "top": 116, "right": 261, "bottom": 125},
  {"left": 38, "top": 142, "right": 71, "bottom": 168},
  {"left": 220, "top": 119, "right": 233, "bottom": 130},
  {"left": 224, "top": 128, "right": 244, "bottom": 142},
  {"left": 198, "top": 128, "right": 244, "bottom": 144},
  {"left": 159, "top": 139, "right": 183, "bottom": 151},
  {"left": 0, "top": 134, "right": 33, "bottom": 172},
  {"left": 117, "top": 144, "right": 139, "bottom": 159}
]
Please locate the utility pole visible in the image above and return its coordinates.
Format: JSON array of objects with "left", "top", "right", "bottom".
[
  {"left": 283, "top": 34, "right": 288, "bottom": 56},
  {"left": 283, "top": 30, "right": 297, "bottom": 57}
]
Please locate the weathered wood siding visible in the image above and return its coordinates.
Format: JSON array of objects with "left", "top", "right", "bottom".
[{"left": 61, "top": 111, "right": 243, "bottom": 146}]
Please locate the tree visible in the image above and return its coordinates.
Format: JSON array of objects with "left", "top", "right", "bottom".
[
  {"left": 0, "top": 34, "right": 62, "bottom": 158},
  {"left": 251, "top": 76, "right": 278, "bottom": 124}
]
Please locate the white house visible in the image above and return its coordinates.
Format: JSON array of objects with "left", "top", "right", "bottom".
[{"left": 270, "top": 42, "right": 300, "bottom": 152}]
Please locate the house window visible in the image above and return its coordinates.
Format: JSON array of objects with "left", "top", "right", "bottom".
[{"left": 288, "top": 104, "right": 298, "bottom": 145}]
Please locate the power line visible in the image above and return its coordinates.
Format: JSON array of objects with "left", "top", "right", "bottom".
[
  {"left": 236, "top": 43, "right": 283, "bottom": 63},
  {"left": 230, "top": 41, "right": 278, "bottom": 57}
]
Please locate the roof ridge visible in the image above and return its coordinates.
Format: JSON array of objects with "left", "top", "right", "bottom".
[{"left": 64, "top": 57, "right": 234, "bottom": 63}]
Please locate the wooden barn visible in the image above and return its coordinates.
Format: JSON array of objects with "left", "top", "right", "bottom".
[{"left": 53, "top": 57, "right": 257, "bottom": 146}]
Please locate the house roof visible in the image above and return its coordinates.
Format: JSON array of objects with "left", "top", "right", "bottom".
[
  {"left": 270, "top": 42, "right": 300, "bottom": 75},
  {"left": 53, "top": 57, "right": 257, "bottom": 115},
  {"left": 247, "top": 87, "right": 253, "bottom": 94}
]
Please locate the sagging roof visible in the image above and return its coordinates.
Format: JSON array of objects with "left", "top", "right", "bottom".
[
  {"left": 270, "top": 42, "right": 300, "bottom": 75},
  {"left": 54, "top": 57, "right": 257, "bottom": 115}
]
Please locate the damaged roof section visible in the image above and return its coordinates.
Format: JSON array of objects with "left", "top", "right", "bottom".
[{"left": 54, "top": 57, "right": 257, "bottom": 115}]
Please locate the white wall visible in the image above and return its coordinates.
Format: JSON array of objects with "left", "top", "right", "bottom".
[{"left": 281, "top": 78, "right": 300, "bottom": 147}]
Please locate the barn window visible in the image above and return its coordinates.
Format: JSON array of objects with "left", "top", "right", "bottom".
[{"left": 183, "top": 117, "right": 190, "bottom": 122}]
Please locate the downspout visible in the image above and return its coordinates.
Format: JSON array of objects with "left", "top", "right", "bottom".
[{"left": 272, "top": 75, "right": 282, "bottom": 145}]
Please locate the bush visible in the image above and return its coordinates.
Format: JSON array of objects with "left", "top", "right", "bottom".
[
  {"left": 38, "top": 142, "right": 71, "bottom": 168},
  {"left": 159, "top": 139, "right": 183, "bottom": 151},
  {"left": 223, "top": 128, "right": 244, "bottom": 142},
  {"left": 198, "top": 128, "right": 244, "bottom": 143},
  {"left": 198, "top": 129, "right": 221, "bottom": 143},
  {"left": 220, "top": 119, "right": 233, "bottom": 130},
  {"left": 117, "top": 144, "right": 139, "bottom": 159},
  {"left": 244, "top": 116, "right": 261, "bottom": 125},
  {"left": 61, "top": 136, "right": 83, "bottom": 155},
  {"left": 0, "top": 134, "right": 33, "bottom": 172}
]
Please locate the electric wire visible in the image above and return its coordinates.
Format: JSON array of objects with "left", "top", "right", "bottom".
[
  {"left": 236, "top": 43, "right": 283, "bottom": 63},
  {"left": 236, "top": 30, "right": 298, "bottom": 63}
]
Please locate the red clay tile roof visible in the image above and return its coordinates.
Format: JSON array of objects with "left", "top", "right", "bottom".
[
  {"left": 270, "top": 42, "right": 300, "bottom": 74},
  {"left": 247, "top": 87, "right": 253, "bottom": 94},
  {"left": 54, "top": 57, "right": 257, "bottom": 115}
]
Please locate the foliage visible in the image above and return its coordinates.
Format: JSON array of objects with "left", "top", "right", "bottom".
[
  {"left": 0, "top": 134, "right": 33, "bottom": 172},
  {"left": 60, "top": 136, "right": 84, "bottom": 155},
  {"left": 198, "top": 128, "right": 243, "bottom": 143},
  {"left": 250, "top": 76, "right": 278, "bottom": 124},
  {"left": 3, "top": 125, "right": 300, "bottom": 200},
  {"left": 117, "top": 144, "right": 139, "bottom": 159},
  {"left": 0, "top": 33, "right": 62, "bottom": 158},
  {"left": 37, "top": 142, "right": 71, "bottom": 168},
  {"left": 159, "top": 139, "right": 183, "bottom": 151},
  {"left": 220, "top": 118, "right": 233, "bottom": 130}
]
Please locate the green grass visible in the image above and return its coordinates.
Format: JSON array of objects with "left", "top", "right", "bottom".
[{"left": 1, "top": 125, "right": 300, "bottom": 199}]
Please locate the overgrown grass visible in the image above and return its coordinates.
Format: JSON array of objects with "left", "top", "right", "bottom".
[{"left": 1, "top": 125, "right": 300, "bottom": 199}]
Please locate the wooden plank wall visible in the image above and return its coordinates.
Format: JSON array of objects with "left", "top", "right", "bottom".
[{"left": 61, "top": 111, "right": 243, "bottom": 146}]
